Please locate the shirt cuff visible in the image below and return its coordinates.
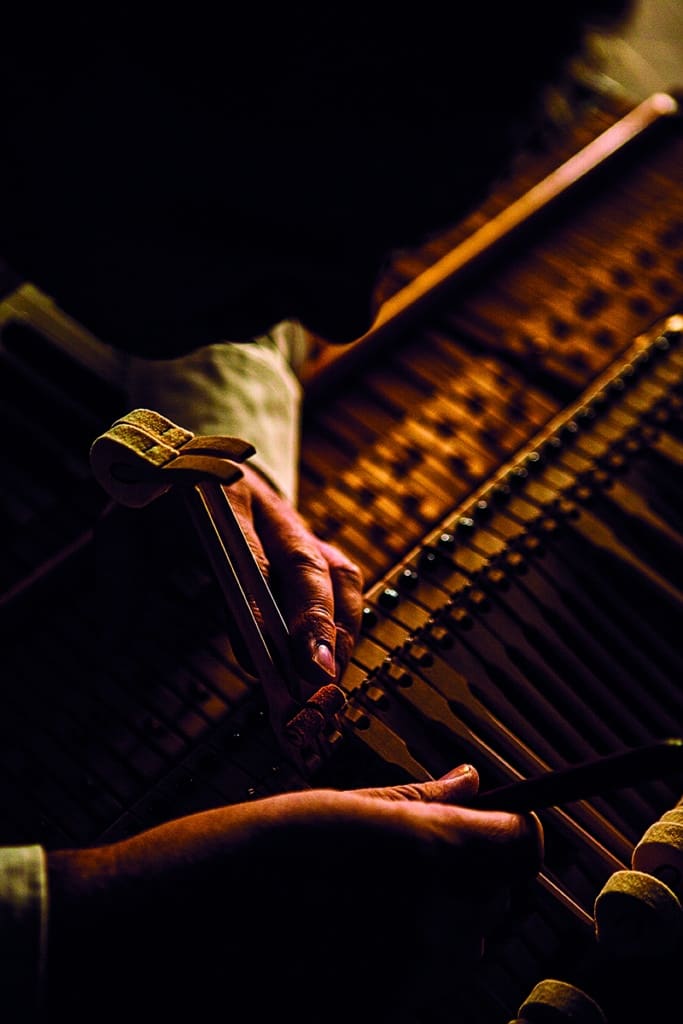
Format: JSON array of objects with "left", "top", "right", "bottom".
[
  {"left": 0, "top": 845, "right": 47, "bottom": 1019},
  {"left": 124, "top": 320, "right": 305, "bottom": 505}
]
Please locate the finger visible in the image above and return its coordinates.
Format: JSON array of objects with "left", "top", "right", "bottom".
[
  {"left": 216, "top": 480, "right": 270, "bottom": 675},
  {"left": 355, "top": 767, "right": 543, "bottom": 884},
  {"left": 353, "top": 763, "right": 480, "bottom": 803},
  {"left": 221, "top": 478, "right": 271, "bottom": 581},
  {"left": 250, "top": 485, "right": 342, "bottom": 687},
  {"left": 447, "top": 807, "right": 545, "bottom": 884},
  {"left": 314, "top": 538, "right": 364, "bottom": 678}
]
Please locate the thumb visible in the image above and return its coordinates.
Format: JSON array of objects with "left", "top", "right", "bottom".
[{"left": 354, "top": 764, "right": 480, "bottom": 804}]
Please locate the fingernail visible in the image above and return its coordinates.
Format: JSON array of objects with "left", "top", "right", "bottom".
[
  {"left": 311, "top": 640, "right": 337, "bottom": 679},
  {"left": 441, "top": 764, "right": 474, "bottom": 781}
]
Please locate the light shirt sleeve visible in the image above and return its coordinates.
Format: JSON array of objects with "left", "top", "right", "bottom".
[
  {"left": 0, "top": 845, "right": 47, "bottom": 1019},
  {"left": 124, "top": 320, "right": 306, "bottom": 505}
]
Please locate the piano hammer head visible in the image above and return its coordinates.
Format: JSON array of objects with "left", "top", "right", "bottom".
[{"left": 90, "top": 408, "right": 254, "bottom": 507}]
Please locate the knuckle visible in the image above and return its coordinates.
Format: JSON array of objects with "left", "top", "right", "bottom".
[
  {"left": 333, "top": 559, "right": 364, "bottom": 592},
  {"left": 303, "top": 601, "right": 336, "bottom": 624},
  {"left": 288, "top": 548, "right": 331, "bottom": 579}
]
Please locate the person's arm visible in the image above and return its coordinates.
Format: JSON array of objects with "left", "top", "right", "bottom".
[
  {"left": 0, "top": 845, "right": 47, "bottom": 1020},
  {"left": 124, "top": 319, "right": 364, "bottom": 687},
  {"left": 45, "top": 765, "right": 543, "bottom": 1023}
]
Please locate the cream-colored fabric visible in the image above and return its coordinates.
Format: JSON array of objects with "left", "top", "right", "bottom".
[
  {"left": 125, "top": 320, "right": 306, "bottom": 504},
  {"left": 0, "top": 845, "right": 47, "bottom": 1018}
]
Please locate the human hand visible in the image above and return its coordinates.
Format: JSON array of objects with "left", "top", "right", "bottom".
[
  {"left": 121, "top": 336, "right": 364, "bottom": 695},
  {"left": 224, "top": 462, "right": 364, "bottom": 691},
  {"left": 46, "top": 764, "right": 543, "bottom": 1023}
]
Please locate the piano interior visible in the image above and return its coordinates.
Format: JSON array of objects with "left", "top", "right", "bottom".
[{"left": 1, "top": 83, "right": 682, "bottom": 1022}]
